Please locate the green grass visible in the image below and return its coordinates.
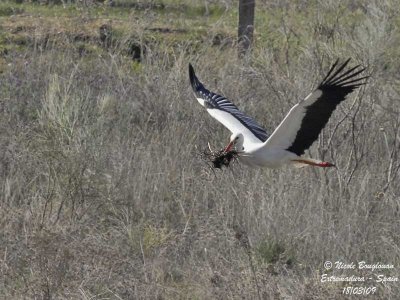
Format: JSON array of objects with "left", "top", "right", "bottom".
[
  {"left": 256, "top": 238, "right": 289, "bottom": 265},
  {"left": 1, "top": 0, "right": 396, "bottom": 70},
  {"left": 0, "top": 0, "right": 236, "bottom": 67}
]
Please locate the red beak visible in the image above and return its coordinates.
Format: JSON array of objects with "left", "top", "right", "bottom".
[{"left": 224, "top": 141, "right": 234, "bottom": 152}]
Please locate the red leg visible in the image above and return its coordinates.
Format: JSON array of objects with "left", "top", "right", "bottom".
[{"left": 292, "top": 159, "right": 335, "bottom": 168}]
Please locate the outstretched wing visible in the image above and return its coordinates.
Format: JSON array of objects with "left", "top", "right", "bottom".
[
  {"left": 264, "top": 58, "right": 368, "bottom": 155},
  {"left": 189, "top": 64, "right": 269, "bottom": 147}
]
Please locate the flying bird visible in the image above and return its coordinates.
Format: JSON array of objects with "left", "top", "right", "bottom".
[{"left": 189, "top": 59, "right": 368, "bottom": 168}]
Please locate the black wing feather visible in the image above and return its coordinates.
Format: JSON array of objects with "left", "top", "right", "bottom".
[
  {"left": 286, "top": 59, "right": 368, "bottom": 156},
  {"left": 189, "top": 64, "right": 269, "bottom": 142}
]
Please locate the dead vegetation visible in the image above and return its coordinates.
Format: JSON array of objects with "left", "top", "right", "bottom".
[
  {"left": 199, "top": 143, "right": 239, "bottom": 169},
  {"left": 0, "top": 0, "right": 399, "bottom": 299}
]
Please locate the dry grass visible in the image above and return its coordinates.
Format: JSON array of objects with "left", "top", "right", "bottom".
[{"left": 0, "top": 0, "right": 400, "bottom": 299}]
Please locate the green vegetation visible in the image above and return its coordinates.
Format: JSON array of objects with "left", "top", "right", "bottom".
[
  {"left": 256, "top": 238, "right": 291, "bottom": 265},
  {"left": 0, "top": 0, "right": 399, "bottom": 299}
]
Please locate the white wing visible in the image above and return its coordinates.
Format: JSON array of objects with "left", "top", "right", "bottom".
[
  {"left": 263, "top": 91, "right": 322, "bottom": 150},
  {"left": 189, "top": 64, "right": 269, "bottom": 149},
  {"left": 264, "top": 59, "right": 368, "bottom": 155}
]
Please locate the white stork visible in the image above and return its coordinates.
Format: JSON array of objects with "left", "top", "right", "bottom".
[{"left": 189, "top": 59, "right": 368, "bottom": 168}]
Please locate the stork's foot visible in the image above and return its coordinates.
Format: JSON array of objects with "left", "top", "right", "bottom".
[{"left": 318, "top": 161, "right": 335, "bottom": 168}]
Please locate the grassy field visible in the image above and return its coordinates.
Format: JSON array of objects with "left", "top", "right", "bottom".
[{"left": 0, "top": 0, "right": 399, "bottom": 299}]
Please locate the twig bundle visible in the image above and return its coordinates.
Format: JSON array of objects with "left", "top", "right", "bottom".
[{"left": 199, "top": 143, "right": 239, "bottom": 169}]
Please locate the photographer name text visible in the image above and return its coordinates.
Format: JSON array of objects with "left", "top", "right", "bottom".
[{"left": 334, "top": 261, "right": 394, "bottom": 271}]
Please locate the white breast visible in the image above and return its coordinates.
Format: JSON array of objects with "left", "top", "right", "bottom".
[{"left": 239, "top": 146, "right": 298, "bottom": 168}]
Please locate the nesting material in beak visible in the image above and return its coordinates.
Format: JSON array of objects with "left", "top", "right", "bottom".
[
  {"left": 224, "top": 141, "right": 234, "bottom": 152},
  {"left": 200, "top": 143, "right": 239, "bottom": 169}
]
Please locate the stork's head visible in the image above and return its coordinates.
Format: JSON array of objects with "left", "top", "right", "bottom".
[{"left": 224, "top": 133, "right": 244, "bottom": 152}]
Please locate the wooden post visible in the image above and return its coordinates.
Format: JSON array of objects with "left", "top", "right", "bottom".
[{"left": 238, "top": 0, "right": 255, "bottom": 58}]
